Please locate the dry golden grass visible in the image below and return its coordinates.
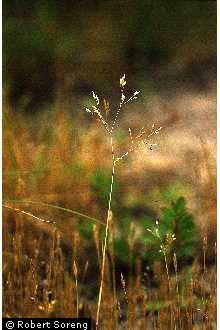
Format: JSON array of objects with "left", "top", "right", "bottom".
[{"left": 3, "top": 208, "right": 216, "bottom": 328}]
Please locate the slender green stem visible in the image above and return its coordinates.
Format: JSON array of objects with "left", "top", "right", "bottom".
[
  {"left": 96, "top": 135, "right": 115, "bottom": 329},
  {"left": 3, "top": 199, "right": 105, "bottom": 226}
]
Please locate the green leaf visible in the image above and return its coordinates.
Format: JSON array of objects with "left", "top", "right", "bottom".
[
  {"left": 172, "top": 196, "right": 186, "bottom": 214},
  {"left": 113, "top": 238, "right": 131, "bottom": 263}
]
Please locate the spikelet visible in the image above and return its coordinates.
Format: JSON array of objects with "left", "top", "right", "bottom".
[{"left": 120, "top": 74, "right": 126, "bottom": 89}]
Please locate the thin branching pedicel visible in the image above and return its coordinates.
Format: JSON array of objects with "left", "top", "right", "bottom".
[{"left": 83, "top": 75, "right": 162, "bottom": 328}]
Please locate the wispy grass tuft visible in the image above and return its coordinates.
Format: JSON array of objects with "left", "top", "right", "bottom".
[{"left": 84, "top": 75, "right": 162, "bottom": 328}]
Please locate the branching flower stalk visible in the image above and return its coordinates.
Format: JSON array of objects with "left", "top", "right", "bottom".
[
  {"left": 84, "top": 75, "right": 162, "bottom": 328},
  {"left": 147, "top": 220, "right": 176, "bottom": 294}
]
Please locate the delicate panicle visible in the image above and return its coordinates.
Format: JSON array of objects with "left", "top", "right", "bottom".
[
  {"left": 115, "top": 123, "right": 162, "bottom": 164},
  {"left": 121, "top": 93, "right": 126, "bottom": 103},
  {"left": 134, "top": 91, "right": 140, "bottom": 97},
  {"left": 92, "top": 91, "right": 100, "bottom": 106},
  {"left": 136, "top": 127, "right": 145, "bottom": 139},
  {"left": 154, "top": 126, "right": 163, "bottom": 134},
  {"left": 103, "top": 99, "right": 110, "bottom": 119},
  {"left": 84, "top": 104, "right": 110, "bottom": 134},
  {"left": 120, "top": 74, "right": 126, "bottom": 89},
  {"left": 128, "top": 128, "right": 134, "bottom": 145},
  {"left": 84, "top": 75, "right": 144, "bottom": 138},
  {"left": 92, "top": 105, "right": 98, "bottom": 111},
  {"left": 125, "top": 90, "right": 141, "bottom": 104},
  {"left": 83, "top": 75, "right": 162, "bottom": 162}
]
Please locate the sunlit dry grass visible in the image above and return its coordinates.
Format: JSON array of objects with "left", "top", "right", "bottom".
[{"left": 3, "top": 208, "right": 216, "bottom": 328}]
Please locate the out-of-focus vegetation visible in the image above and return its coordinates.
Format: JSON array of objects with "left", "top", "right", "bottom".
[
  {"left": 4, "top": 1, "right": 216, "bottom": 112},
  {"left": 3, "top": 1, "right": 216, "bottom": 328}
]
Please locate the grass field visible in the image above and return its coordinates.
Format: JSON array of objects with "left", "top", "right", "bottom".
[{"left": 3, "top": 77, "right": 216, "bottom": 329}]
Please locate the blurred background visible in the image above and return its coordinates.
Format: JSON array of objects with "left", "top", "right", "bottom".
[
  {"left": 3, "top": 0, "right": 217, "bottom": 321},
  {"left": 4, "top": 1, "right": 216, "bottom": 111}
]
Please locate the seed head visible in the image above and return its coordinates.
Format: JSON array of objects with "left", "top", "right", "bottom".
[{"left": 120, "top": 74, "right": 126, "bottom": 88}]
